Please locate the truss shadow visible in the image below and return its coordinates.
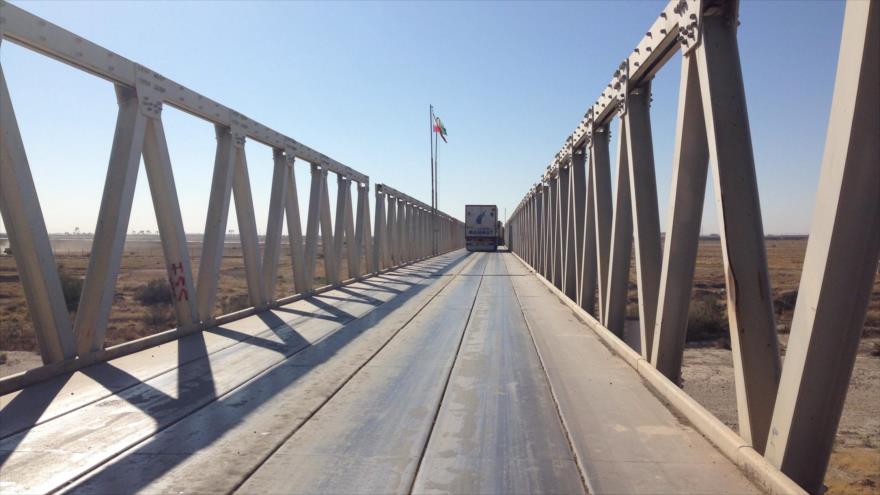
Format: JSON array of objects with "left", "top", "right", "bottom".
[{"left": 0, "top": 251, "right": 468, "bottom": 491}]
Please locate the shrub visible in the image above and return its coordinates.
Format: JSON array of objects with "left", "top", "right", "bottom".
[
  {"left": 773, "top": 290, "right": 798, "bottom": 314},
  {"left": 686, "top": 294, "right": 728, "bottom": 343},
  {"left": 135, "top": 279, "right": 173, "bottom": 306},
  {"left": 144, "top": 305, "right": 175, "bottom": 327},
  {"left": 58, "top": 267, "right": 83, "bottom": 312},
  {"left": 220, "top": 294, "right": 251, "bottom": 315}
]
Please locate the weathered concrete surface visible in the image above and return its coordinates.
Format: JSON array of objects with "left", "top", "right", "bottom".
[
  {"left": 411, "top": 254, "right": 585, "bottom": 494},
  {"left": 507, "top": 255, "right": 759, "bottom": 494},
  {"left": 236, "top": 262, "right": 484, "bottom": 494},
  {"left": 1, "top": 251, "right": 761, "bottom": 495}
]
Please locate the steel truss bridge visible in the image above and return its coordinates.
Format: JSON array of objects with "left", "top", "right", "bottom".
[{"left": 0, "top": 1, "right": 877, "bottom": 494}]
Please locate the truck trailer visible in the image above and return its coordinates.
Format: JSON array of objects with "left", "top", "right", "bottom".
[{"left": 465, "top": 204, "right": 499, "bottom": 252}]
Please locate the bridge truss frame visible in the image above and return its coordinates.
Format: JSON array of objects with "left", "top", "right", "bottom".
[
  {"left": 0, "top": 2, "right": 463, "bottom": 383},
  {"left": 507, "top": 0, "right": 878, "bottom": 493}
]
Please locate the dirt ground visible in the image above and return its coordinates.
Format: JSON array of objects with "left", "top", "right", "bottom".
[
  {"left": 0, "top": 237, "right": 332, "bottom": 360},
  {"left": 1, "top": 237, "right": 878, "bottom": 492},
  {"left": 675, "top": 238, "right": 880, "bottom": 495},
  {"left": 682, "top": 341, "right": 880, "bottom": 494}
]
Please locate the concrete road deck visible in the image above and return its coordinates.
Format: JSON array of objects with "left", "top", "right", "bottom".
[{"left": 0, "top": 251, "right": 759, "bottom": 494}]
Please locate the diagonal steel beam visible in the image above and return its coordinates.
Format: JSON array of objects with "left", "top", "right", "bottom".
[
  {"left": 765, "top": 1, "right": 879, "bottom": 490},
  {"left": 696, "top": 7, "right": 781, "bottom": 453},
  {"left": 0, "top": 66, "right": 76, "bottom": 363},
  {"left": 73, "top": 86, "right": 148, "bottom": 354}
]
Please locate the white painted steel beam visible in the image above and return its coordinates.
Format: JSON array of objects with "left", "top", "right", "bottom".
[
  {"left": 650, "top": 54, "right": 709, "bottom": 383},
  {"left": 603, "top": 119, "right": 632, "bottom": 337},
  {"left": 302, "top": 164, "right": 324, "bottom": 292},
  {"left": 385, "top": 195, "right": 396, "bottom": 268},
  {"left": 765, "top": 2, "right": 879, "bottom": 491},
  {"left": 352, "top": 183, "right": 367, "bottom": 277},
  {"left": 283, "top": 152, "right": 306, "bottom": 293},
  {"left": 0, "top": 2, "right": 368, "bottom": 185},
  {"left": 0, "top": 1, "right": 464, "bottom": 375},
  {"left": 696, "top": 8, "right": 780, "bottom": 453},
  {"left": 550, "top": 178, "right": 561, "bottom": 288},
  {"left": 372, "top": 189, "right": 386, "bottom": 272},
  {"left": 624, "top": 83, "right": 662, "bottom": 361},
  {"left": 541, "top": 185, "right": 550, "bottom": 278},
  {"left": 343, "top": 181, "right": 357, "bottom": 276},
  {"left": 537, "top": 0, "right": 698, "bottom": 172},
  {"left": 196, "top": 125, "right": 237, "bottom": 321},
  {"left": 73, "top": 86, "right": 148, "bottom": 354},
  {"left": 260, "top": 149, "right": 290, "bottom": 303},
  {"left": 590, "top": 127, "right": 614, "bottom": 323},
  {"left": 231, "top": 145, "right": 264, "bottom": 308},
  {"left": 578, "top": 149, "right": 598, "bottom": 315},
  {"left": 402, "top": 202, "right": 410, "bottom": 262},
  {"left": 141, "top": 115, "right": 198, "bottom": 326},
  {"left": 319, "top": 170, "right": 338, "bottom": 285},
  {"left": 0, "top": 66, "right": 76, "bottom": 363},
  {"left": 333, "top": 176, "right": 351, "bottom": 280},
  {"left": 560, "top": 165, "right": 577, "bottom": 300}
]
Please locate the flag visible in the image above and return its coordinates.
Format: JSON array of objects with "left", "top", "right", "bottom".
[{"left": 433, "top": 116, "right": 448, "bottom": 143}]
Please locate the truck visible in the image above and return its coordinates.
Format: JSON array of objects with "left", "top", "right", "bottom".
[{"left": 465, "top": 204, "right": 499, "bottom": 252}]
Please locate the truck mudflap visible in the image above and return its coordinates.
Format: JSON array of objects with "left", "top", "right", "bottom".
[{"left": 466, "top": 237, "right": 499, "bottom": 252}]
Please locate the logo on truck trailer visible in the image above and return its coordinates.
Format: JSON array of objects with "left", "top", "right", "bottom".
[{"left": 465, "top": 204, "right": 500, "bottom": 252}]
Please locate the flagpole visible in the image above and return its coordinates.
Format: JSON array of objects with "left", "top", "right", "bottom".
[
  {"left": 430, "top": 105, "right": 437, "bottom": 255},
  {"left": 434, "top": 131, "right": 438, "bottom": 227},
  {"left": 433, "top": 115, "right": 440, "bottom": 255}
]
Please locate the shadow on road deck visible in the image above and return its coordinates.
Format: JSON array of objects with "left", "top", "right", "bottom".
[{"left": 0, "top": 251, "right": 470, "bottom": 493}]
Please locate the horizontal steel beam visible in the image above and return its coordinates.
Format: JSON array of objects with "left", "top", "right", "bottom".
[
  {"left": 0, "top": 2, "right": 368, "bottom": 184},
  {"left": 538, "top": 0, "right": 697, "bottom": 177},
  {"left": 375, "top": 183, "right": 460, "bottom": 223}
]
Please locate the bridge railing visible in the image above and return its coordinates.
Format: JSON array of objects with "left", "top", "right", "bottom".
[
  {"left": 373, "top": 183, "right": 463, "bottom": 272},
  {"left": 506, "top": 0, "right": 877, "bottom": 493},
  {"left": 0, "top": 2, "right": 463, "bottom": 375}
]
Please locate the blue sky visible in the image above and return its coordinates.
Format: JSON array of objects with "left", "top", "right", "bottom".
[{"left": 1, "top": 0, "right": 845, "bottom": 235}]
